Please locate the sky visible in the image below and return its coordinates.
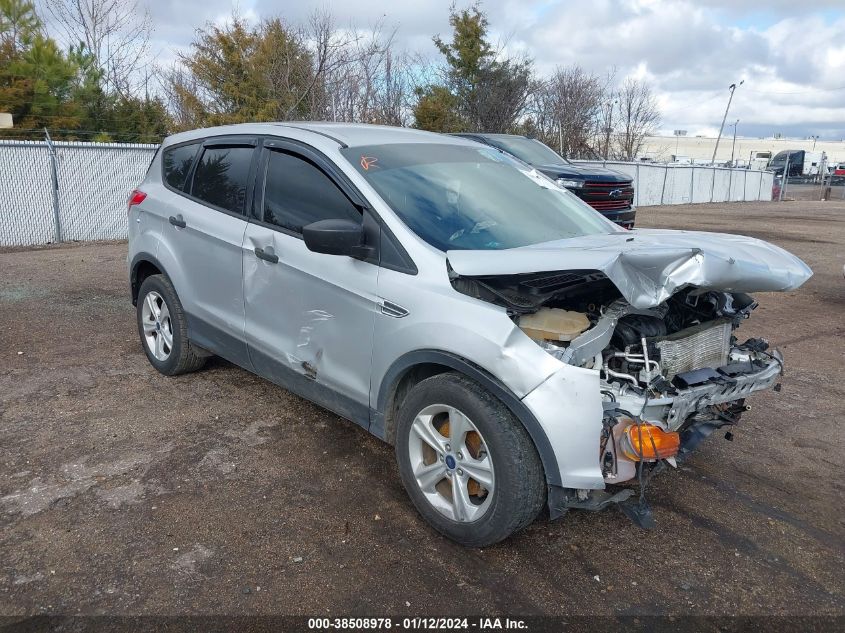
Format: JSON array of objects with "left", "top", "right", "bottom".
[{"left": 90, "top": 0, "right": 845, "bottom": 139}]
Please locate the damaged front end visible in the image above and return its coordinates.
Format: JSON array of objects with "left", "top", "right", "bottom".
[{"left": 447, "top": 231, "right": 812, "bottom": 527}]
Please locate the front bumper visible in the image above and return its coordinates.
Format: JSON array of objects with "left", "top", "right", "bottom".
[
  {"left": 589, "top": 205, "right": 636, "bottom": 228},
  {"left": 522, "top": 346, "right": 784, "bottom": 519},
  {"left": 619, "top": 348, "right": 783, "bottom": 432}
]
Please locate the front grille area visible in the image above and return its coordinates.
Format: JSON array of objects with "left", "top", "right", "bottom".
[
  {"left": 577, "top": 181, "right": 635, "bottom": 211},
  {"left": 654, "top": 321, "right": 732, "bottom": 379}
]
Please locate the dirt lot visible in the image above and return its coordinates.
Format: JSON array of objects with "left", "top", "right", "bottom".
[{"left": 1, "top": 200, "right": 843, "bottom": 619}]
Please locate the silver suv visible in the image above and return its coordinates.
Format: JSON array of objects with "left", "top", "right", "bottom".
[{"left": 128, "top": 123, "right": 811, "bottom": 546}]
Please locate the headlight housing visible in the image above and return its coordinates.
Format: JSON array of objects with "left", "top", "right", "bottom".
[{"left": 556, "top": 178, "right": 584, "bottom": 189}]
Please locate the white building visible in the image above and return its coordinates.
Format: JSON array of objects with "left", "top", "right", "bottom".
[{"left": 640, "top": 135, "right": 845, "bottom": 166}]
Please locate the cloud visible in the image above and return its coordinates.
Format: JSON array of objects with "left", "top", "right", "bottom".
[{"left": 46, "top": 0, "right": 845, "bottom": 138}]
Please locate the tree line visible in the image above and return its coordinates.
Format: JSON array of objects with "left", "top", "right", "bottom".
[{"left": 0, "top": 0, "right": 660, "bottom": 159}]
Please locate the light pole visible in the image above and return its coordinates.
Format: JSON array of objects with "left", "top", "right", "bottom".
[
  {"left": 711, "top": 80, "right": 744, "bottom": 165},
  {"left": 729, "top": 119, "right": 739, "bottom": 167},
  {"left": 810, "top": 135, "right": 819, "bottom": 150}
]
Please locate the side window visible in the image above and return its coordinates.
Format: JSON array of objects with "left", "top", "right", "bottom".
[
  {"left": 262, "top": 149, "right": 361, "bottom": 234},
  {"left": 162, "top": 143, "right": 199, "bottom": 190},
  {"left": 191, "top": 146, "right": 254, "bottom": 214}
]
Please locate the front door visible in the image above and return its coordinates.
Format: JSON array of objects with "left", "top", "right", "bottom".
[{"left": 242, "top": 142, "right": 379, "bottom": 427}]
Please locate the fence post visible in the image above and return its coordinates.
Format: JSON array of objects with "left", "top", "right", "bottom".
[
  {"left": 44, "top": 129, "right": 62, "bottom": 243},
  {"left": 659, "top": 166, "right": 668, "bottom": 205},
  {"left": 743, "top": 169, "right": 747, "bottom": 202},
  {"left": 727, "top": 167, "right": 733, "bottom": 202},
  {"left": 690, "top": 166, "right": 695, "bottom": 203},
  {"left": 779, "top": 154, "right": 790, "bottom": 202},
  {"left": 710, "top": 166, "right": 716, "bottom": 203},
  {"left": 635, "top": 162, "right": 640, "bottom": 206}
]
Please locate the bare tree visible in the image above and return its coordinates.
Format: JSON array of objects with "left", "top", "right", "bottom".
[
  {"left": 158, "top": 65, "right": 200, "bottom": 131},
  {"left": 163, "top": 8, "right": 425, "bottom": 129},
  {"left": 294, "top": 12, "right": 422, "bottom": 125},
  {"left": 43, "top": 0, "right": 152, "bottom": 95},
  {"left": 613, "top": 77, "right": 660, "bottom": 161},
  {"left": 530, "top": 65, "right": 608, "bottom": 158},
  {"left": 472, "top": 54, "right": 532, "bottom": 133}
]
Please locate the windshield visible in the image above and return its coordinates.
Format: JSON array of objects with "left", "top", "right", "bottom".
[
  {"left": 484, "top": 136, "right": 570, "bottom": 166},
  {"left": 771, "top": 151, "right": 800, "bottom": 164},
  {"left": 341, "top": 143, "right": 616, "bottom": 252}
]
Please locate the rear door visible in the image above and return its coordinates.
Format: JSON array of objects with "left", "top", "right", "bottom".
[
  {"left": 164, "top": 136, "right": 258, "bottom": 366},
  {"left": 242, "top": 140, "right": 379, "bottom": 426}
]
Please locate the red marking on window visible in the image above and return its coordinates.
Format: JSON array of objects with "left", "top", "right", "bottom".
[{"left": 360, "top": 156, "right": 378, "bottom": 171}]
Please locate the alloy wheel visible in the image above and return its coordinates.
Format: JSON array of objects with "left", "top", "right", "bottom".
[
  {"left": 407, "top": 404, "right": 495, "bottom": 522},
  {"left": 140, "top": 290, "right": 173, "bottom": 361}
]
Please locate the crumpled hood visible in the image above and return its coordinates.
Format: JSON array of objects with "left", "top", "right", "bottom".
[{"left": 446, "top": 228, "right": 812, "bottom": 309}]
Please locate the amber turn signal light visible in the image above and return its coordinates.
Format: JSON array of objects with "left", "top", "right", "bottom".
[{"left": 621, "top": 423, "right": 680, "bottom": 461}]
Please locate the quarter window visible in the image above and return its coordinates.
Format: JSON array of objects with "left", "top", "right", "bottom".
[
  {"left": 262, "top": 150, "right": 361, "bottom": 233},
  {"left": 191, "top": 146, "right": 254, "bottom": 214},
  {"left": 162, "top": 143, "right": 199, "bottom": 190}
]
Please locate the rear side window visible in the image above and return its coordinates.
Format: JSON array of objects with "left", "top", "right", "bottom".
[
  {"left": 191, "top": 146, "right": 254, "bottom": 214},
  {"left": 162, "top": 143, "right": 199, "bottom": 190},
  {"left": 261, "top": 149, "right": 361, "bottom": 234}
]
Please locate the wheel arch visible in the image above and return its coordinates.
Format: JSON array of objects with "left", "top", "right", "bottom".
[
  {"left": 374, "top": 350, "right": 562, "bottom": 486},
  {"left": 130, "top": 252, "right": 167, "bottom": 306}
]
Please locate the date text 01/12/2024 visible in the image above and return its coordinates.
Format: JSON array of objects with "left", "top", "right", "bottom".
[{"left": 307, "top": 617, "right": 528, "bottom": 630}]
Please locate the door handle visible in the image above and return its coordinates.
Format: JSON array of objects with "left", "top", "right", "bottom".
[
  {"left": 254, "top": 247, "right": 279, "bottom": 264},
  {"left": 169, "top": 215, "right": 186, "bottom": 228}
]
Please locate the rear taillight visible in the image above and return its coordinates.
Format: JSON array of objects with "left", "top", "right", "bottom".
[{"left": 128, "top": 189, "right": 147, "bottom": 210}]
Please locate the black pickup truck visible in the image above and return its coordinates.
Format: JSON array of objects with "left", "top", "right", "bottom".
[{"left": 452, "top": 133, "right": 636, "bottom": 228}]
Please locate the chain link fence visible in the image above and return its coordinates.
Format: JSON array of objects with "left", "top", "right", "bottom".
[
  {"left": 2, "top": 140, "right": 780, "bottom": 248},
  {"left": 776, "top": 174, "right": 845, "bottom": 202},
  {"left": 1, "top": 139, "right": 158, "bottom": 247}
]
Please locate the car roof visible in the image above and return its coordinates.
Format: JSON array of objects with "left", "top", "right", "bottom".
[
  {"left": 163, "top": 122, "right": 477, "bottom": 149},
  {"left": 452, "top": 133, "right": 529, "bottom": 141}
]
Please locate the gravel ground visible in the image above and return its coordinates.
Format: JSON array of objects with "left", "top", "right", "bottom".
[{"left": 1, "top": 200, "right": 843, "bottom": 618}]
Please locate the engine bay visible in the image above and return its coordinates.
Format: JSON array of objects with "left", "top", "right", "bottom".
[{"left": 452, "top": 268, "right": 785, "bottom": 491}]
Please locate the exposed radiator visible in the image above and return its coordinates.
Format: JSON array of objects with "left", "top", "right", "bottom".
[{"left": 653, "top": 320, "right": 732, "bottom": 379}]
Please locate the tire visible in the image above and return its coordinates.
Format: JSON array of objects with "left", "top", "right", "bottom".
[
  {"left": 395, "top": 372, "right": 546, "bottom": 547},
  {"left": 136, "top": 274, "right": 207, "bottom": 376}
]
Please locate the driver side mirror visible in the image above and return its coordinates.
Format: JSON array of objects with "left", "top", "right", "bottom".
[{"left": 303, "top": 219, "right": 368, "bottom": 258}]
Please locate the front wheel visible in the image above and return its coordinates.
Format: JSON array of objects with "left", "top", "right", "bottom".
[{"left": 395, "top": 372, "right": 546, "bottom": 547}]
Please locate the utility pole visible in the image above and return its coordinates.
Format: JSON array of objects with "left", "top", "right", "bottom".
[
  {"left": 729, "top": 119, "right": 739, "bottom": 167},
  {"left": 712, "top": 80, "right": 744, "bottom": 165}
]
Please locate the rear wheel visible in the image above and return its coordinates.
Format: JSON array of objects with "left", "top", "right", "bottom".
[
  {"left": 395, "top": 372, "right": 546, "bottom": 547},
  {"left": 137, "top": 274, "right": 207, "bottom": 376}
]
